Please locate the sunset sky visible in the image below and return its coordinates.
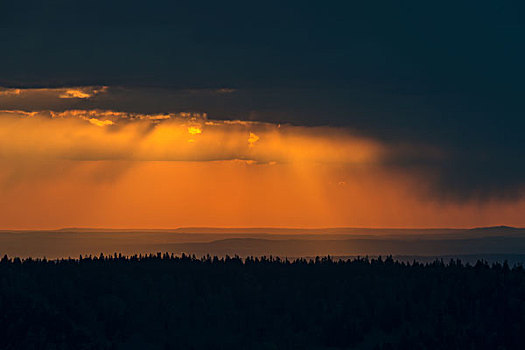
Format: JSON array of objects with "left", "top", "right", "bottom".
[{"left": 1, "top": 1, "right": 524, "bottom": 229}]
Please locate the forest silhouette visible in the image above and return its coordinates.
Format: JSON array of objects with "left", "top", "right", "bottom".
[{"left": 1, "top": 253, "right": 524, "bottom": 349}]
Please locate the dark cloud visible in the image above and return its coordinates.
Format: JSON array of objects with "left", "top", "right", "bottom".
[{"left": 1, "top": 0, "right": 524, "bottom": 200}]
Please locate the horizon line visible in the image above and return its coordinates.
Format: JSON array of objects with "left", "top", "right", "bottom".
[{"left": 0, "top": 225, "right": 520, "bottom": 232}]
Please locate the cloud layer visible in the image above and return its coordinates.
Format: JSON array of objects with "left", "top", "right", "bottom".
[
  {"left": 2, "top": 1, "right": 524, "bottom": 201},
  {"left": 0, "top": 110, "right": 384, "bottom": 164}
]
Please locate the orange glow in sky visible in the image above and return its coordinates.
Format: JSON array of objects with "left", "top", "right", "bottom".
[{"left": 0, "top": 109, "right": 524, "bottom": 229}]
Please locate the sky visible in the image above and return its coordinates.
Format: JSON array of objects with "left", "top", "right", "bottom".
[{"left": 0, "top": 1, "right": 524, "bottom": 229}]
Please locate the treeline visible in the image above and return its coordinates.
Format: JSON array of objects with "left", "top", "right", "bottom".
[{"left": 1, "top": 254, "right": 524, "bottom": 349}]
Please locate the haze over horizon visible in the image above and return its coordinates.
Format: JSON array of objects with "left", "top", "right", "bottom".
[{"left": 1, "top": 225, "right": 523, "bottom": 232}]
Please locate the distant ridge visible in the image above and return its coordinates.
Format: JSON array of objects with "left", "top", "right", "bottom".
[
  {"left": 0, "top": 226, "right": 524, "bottom": 259},
  {"left": 470, "top": 225, "right": 517, "bottom": 231},
  {"left": 0, "top": 226, "right": 521, "bottom": 235},
  {"left": 47, "top": 225, "right": 520, "bottom": 232}
]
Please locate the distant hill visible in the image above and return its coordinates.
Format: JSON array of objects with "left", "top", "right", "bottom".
[{"left": 0, "top": 226, "right": 524, "bottom": 259}]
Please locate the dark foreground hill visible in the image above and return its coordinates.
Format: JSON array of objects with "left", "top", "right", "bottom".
[{"left": 1, "top": 255, "right": 525, "bottom": 349}]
